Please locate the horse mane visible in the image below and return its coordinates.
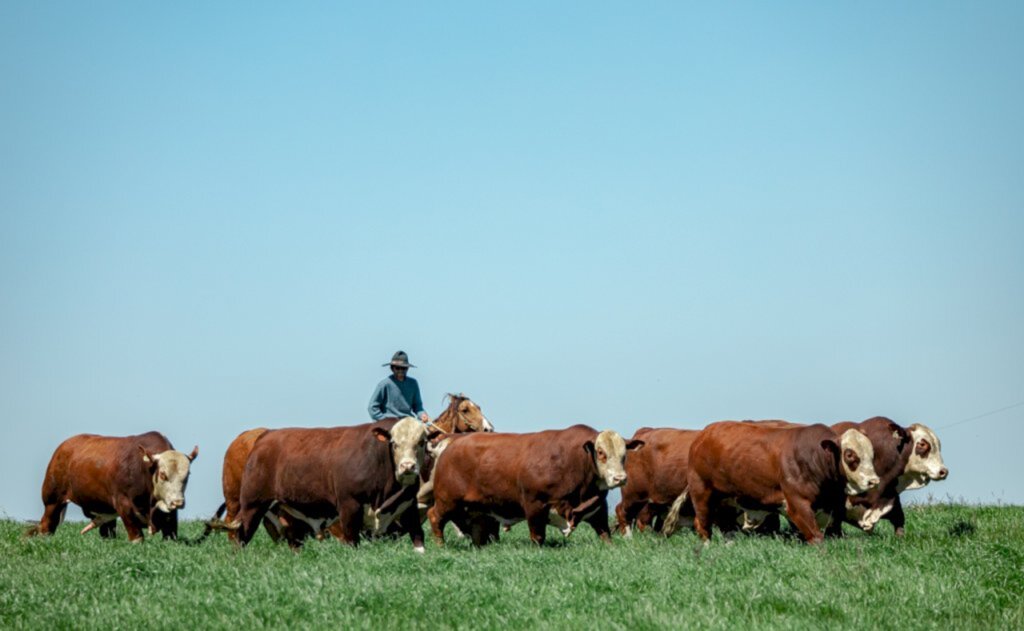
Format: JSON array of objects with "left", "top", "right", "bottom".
[{"left": 434, "top": 393, "right": 471, "bottom": 433}]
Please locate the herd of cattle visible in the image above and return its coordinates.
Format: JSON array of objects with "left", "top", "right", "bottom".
[{"left": 26, "top": 394, "right": 949, "bottom": 550}]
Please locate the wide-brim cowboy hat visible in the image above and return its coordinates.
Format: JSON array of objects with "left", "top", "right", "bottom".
[{"left": 383, "top": 350, "right": 416, "bottom": 368}]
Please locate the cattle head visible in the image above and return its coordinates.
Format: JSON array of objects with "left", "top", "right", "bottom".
[
  {"left": 140, "top": 445, "right": 198, "bottom": 513},
  {"left": 585, "top": 430, "right": 644, "bottom": 490},
  {"left": 834, "top": 430, "right": 879, "bottom": 495},
  {"left": 373, "top": 417, "right": 428, "bottom": 486},
  {"left": 898, "top": 423, "right": 948, "bottom": 491}
]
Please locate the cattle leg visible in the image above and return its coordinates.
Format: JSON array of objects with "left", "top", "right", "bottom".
[
  {"left": 469, "top": 517, "right": 493, "bottom": 547},
  {"left": 99, "top": 520, "right": 117, "bottom": 539},
  {"left": 616, "top": 499, "right": 646, "bottom": 536},
  {"left": 427, "top": 503, "right": 451, "bottom": 546},
  {"left": 235, "top": 500, "right": 272, "bottom": 546},
  {"left": 525, "top": 506, "right": 549, "bottom": 546},
  {"left": 396, "top": 498, "right": 426, "bottom": 552},
  {"left": 583, "top": 503, "right": 614, "bottom": 543},
  {"left": 115, "top": 500, "right": 146, "bottom": 543},
  {"left": 639, "top": 503, "right": 662, "bottom": 533},
  {"left": 887, "top": 496, "right": 907, "bottom": 537},
  {"left": 34, "top": 502, "right": 67, "bottom": 536},
  {"left": 688, "top": 477, "right": 714, "bottom": 542},
  {"left": 156, "top": 510, "right": 179, "bottom": 540},
  {"left": 333, "top": 499, "right": 363, "bottom": 546},
  {"left": 782, "top": 493, "right": 824, "bottom": 544}
]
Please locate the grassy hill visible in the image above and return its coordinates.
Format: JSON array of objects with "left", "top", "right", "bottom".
[{"left": 2, "top": 504, "right": 1022, "bottom": 629}]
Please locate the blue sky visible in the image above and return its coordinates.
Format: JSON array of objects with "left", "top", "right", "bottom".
[{"left": 2, "top": 3, "right": 1021, "bottom": 521}]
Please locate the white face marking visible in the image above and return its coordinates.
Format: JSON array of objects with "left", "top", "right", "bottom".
[
  {"left": 593, "top": 430, "right": 629, "bottom": 490},
  {"left": 839, "top": 429, "right": 880, "bottom": 495},
  {"left": 899, "top": 424, "right": 947, "bottom": 491},
  {"left": 388, "top": 418, "right": 428, "bottom": 485},
  {"left": 481, "top": 416, "right": 494, "bottom": 432},
  {"left": 148, "top": 450, "right": 193, "bottom": 513}
]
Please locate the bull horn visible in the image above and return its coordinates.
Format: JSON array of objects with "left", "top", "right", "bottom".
[{"left": 187, "top": 445, "right": 199, "bottom": 461}]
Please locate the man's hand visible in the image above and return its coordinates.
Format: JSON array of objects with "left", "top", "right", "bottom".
[{"left": 419, "top": 412, "right": 430, "bottom": 423}]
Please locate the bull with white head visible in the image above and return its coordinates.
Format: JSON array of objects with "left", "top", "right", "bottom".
[
  {"left": 832, "top": 417, "right": 949, "bottom": 536},
  {"left": 28, "top": 432, "right": 199, "bottom": 542}
]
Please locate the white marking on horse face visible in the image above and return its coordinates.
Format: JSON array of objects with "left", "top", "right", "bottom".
[
  {"left": 150, "top": 450, "right": 193, "bottom": 513},
  {"left": 839, "top": 430, "right": 880, "bottom": 495},
  {"left": 594, "top": 430, "right": 629, "bottom": 490},
  {"left": 899, "top": 424, "right": 947, "bottom": 491},
  {"left": 389, "top": 418, "right": 428, "bottom": 485},
  {"left": 481, "top": 416, "right": 494, "bottom": 432}
]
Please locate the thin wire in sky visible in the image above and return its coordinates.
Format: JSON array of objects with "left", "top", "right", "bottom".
[{"left": 939, "top": 400, "right": 1024, "bottom": 430}]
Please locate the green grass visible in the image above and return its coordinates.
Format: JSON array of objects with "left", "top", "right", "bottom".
[{"left": 2, "top": 505, "right": 1022, "bottom": 629}]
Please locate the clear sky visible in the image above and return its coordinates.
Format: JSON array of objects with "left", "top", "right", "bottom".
[{"left": 2, "top": 3, "right": 1021, "bottom": 521}]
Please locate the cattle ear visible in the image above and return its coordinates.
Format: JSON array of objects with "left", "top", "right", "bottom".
[
  {"left": 139, "top": 446, "right": 158, "bottom": 469},
  {"left": 372, "top": 427, "right": 391, "bottom": 443},
  {"left": 889, "top": 423, "right": 911, "bottom": 450},
  {"left": 188, "top": 445, "right": 199, "bottom": 462},
  {"left": 583, "top": 441, "right": 595, "bottom": 456},
  {"left": 626, "top": 439, "right": 645, "bottom": 452},
  {"left": 820, "top": 439, "right": 840, "bottom": 458}
]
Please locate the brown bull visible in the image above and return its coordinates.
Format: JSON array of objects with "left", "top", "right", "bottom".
[
  {"left": 428, "top": 425, "right": 643, "bottom": 546},
  {"left": 831, "top": 417, "right": 948, "bottom": 535},
  {"left": 29, "top": 432, "right": 198, "bottom": 542},
  {"left": 235, "top": 417, "right": 429, "bottom": 551},
  {"left": 614, "top": 427, "right": 700, "bottom": 536},
  {"left": 688, "top": 421, "right": 878, "bottom": 544}
]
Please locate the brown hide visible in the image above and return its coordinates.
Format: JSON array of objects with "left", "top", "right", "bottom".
[
  {"left": 615, "top": 427, "right": 700, "bottom": 534},
  {"left": 219, "top": 428, "right": 270, "bottom": 543},
  {"left": 33, "top": 432, "right": 176, "bottom": 541},
  {"left": 831, "top": 416, "right": 912, "bottom": 534},
  {"left": 428, "top": 424, "right": 612, "bottom": 546},
  {"left": 235, "top": 419, "right": 424, "bottom": 549},
  {"left": 687, "top": 421, "right": 847, "bottom": 544}
]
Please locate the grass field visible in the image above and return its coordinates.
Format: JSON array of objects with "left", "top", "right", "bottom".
[{"left": 2, "top": 504, "right": 1022, "bottom": 629}]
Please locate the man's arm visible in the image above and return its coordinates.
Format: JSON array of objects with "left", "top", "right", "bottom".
[
  {"left": 411, "top": 382, "right": 429, "bottom": 423},
  {"left": 368, "top": 381, "right": 388, "bottom": 420}
]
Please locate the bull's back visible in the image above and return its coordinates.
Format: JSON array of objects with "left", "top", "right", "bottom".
[
  {"left": 436, "top": 427, "right": 595, "bottom": 502},
  {"left": 625, "top": 428, "right": 698, "bottom": 502},
  {"left": 243, "top": 424, "right": 383, "bottom": 502},
  {"left": 690, "top": 422, "right": 786, "bottom": 496},
  {"left": 45, "top": 432, "right": 172, "bottom": 505}
]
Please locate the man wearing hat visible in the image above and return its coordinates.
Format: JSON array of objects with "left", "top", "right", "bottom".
[{"left": 368, "top": 350, "right": 431, "bottom": 423}]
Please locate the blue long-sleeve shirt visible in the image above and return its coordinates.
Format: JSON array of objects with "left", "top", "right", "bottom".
[{"left": 368, "top": 375, "right": 425, "bottom": 420}]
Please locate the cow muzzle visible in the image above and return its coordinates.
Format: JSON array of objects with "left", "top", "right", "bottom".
[
  {"left": 608, "top": 473, "right": 627, "bottom": 488},
  {"left": 155, "top": 498, "right": 185, "bottom": 513},
  {"left": 396, "top": 461, "right": 419, "bottom": 484},
  {"left": 935, "top": 467, "right": 949, "bottom": 480}
]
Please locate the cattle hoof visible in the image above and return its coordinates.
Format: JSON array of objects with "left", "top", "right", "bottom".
[{"left": 414, "top": 546, "right": 425, "bottom": 554}]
